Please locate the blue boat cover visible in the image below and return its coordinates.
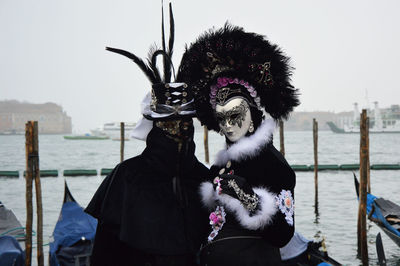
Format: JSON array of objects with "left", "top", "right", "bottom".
[
  {"left": 366, "top": 193, "right": 378, "bottom": 219},
  {"left": 0, "top": 235, "right": 25, "bottom": 266},
  {"left": 365, "top": 191, "right": 400, "bottom": 239},
  {"left": 49, "top": 201, "right": 97, "bottom": 266}
]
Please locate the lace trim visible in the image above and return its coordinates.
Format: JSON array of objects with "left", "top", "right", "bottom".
[{"left": 275, "top": 190, "right": 294, "bottom": 226}]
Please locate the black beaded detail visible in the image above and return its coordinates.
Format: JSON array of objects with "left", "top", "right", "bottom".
[{"left": 227, "top": 179, "right": 259, "bottom": 212}]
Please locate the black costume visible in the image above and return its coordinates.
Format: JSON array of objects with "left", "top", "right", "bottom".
[
  {"left": 178, "top": 24, "right": 299, "bottom": 265},
  {"left": 86, "top": 126, "right": 209, "bottom": 265},
  {"left": 85, "top": 4, "right": 209, "bottom": 265},
  {"left": 199, "top": 119, "right": 295, "bottom": 265}
]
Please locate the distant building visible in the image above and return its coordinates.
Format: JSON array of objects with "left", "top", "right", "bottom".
[
  {"left": 284, "top": 103, "right": 400, "bottom": 131},
  {"left": 284, "top": 110, "right": 353, "bottom": 131},
  {"left": 0, "top": 100, "right": 72, "bottom": 134}
]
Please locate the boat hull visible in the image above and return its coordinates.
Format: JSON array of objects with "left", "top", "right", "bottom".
[
  {"left": 354, "top": 176, "right": 400, "bottom": 248},
  {"left": 63, "top": 135, "right": 109, "bottom": 140},
  {"left": 382, "top": 227, "right": 400, "bottom": 247},
  {"left": 49, "top": 182, "right": 98, "bottom": 266},
  {"left": 327, "top": 121, "right": 400, "bottom": 134}
]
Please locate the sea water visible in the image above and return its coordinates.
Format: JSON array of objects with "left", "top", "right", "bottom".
[{"left": 1, "top": 129, "right": 400, "bottom": 265}]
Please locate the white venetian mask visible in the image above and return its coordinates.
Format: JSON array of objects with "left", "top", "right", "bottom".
[{"left": 215, "top": 97, "right": 252, "bottom": 142}]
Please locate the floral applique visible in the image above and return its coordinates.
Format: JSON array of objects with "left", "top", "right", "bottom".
[
  {"left": 275, "top": 190, "right": 294, "bottom": 226},
  {"left": 207, "top": 206, "right": 226, "bottom": 242},
  {"left": 213, "top": 176, "right": 223, "bottom": 194}
]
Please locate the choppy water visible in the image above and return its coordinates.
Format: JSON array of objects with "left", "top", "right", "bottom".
[{"left": 1, "top": 128, "right": 400, "bottom": 265}]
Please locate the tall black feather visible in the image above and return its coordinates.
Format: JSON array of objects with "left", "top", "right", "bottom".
[
  {"left": 148, "top": 49, "right": 164, "bottom": 82},
  {"left": 167, "top": 3, "right": 175, "bottom": 81},
  {"left": 161, "top": 1, "right": 169, "bottom": 82},
  {"left": 106, "top": 47, "right": 157, "bottom": 84},
  {"left": 157, "top": 50, "right": 174, "bottom": 70}
]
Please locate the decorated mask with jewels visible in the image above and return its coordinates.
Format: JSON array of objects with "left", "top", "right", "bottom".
[
  {"left": 215, "top": 97, "right": 252, "bottom": 142},
  {"left": 155, "top": 118, "right": 194, "bottom": 141}
]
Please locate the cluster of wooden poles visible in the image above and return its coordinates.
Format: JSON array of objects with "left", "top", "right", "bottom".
[
  {"left": 25, "top": 121, "right": 43, "bottom": 266},
  {"left": 22, "top": 111, "right": 372, "bottom": 265}
]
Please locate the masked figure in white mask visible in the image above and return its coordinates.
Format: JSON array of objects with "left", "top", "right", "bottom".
[
  {"left": 216, "top": 98, "right": 253, "bottom": 142},
  {"left": 178, "top": 24, "right": 300, "bottom": 265}
]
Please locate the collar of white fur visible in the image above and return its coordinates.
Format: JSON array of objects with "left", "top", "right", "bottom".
[{"left": 214, "top": 118, "right": 276, "bottom": 166}]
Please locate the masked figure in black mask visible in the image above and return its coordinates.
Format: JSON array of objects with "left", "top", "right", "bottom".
[{"left": 85, "top": 4, "right": 209, "bottom": 265}]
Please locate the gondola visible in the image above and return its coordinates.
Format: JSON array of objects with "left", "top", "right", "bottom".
[
  {"left": 281, "top": 232, "right": 341, "bottom": 266},
  {"left": 375, "top": 233, "right": 387, "bottom": 266},
  {"left": 0, "top": 201, "right": 25, "bottom": 265},
  {"left": 49, "top": 181, "right": 98, "bottom": 266},
  {"left": 0, "top": 201, "right": 25, "bottom": 241},
  {"left": 354, "top": 174, "right": 400, "bottom": 247}
]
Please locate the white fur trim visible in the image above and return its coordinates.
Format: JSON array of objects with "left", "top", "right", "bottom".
[
  {"left": 215, "top": 119, "right": 276, "bottom": 166},
  {"left": 199, "top": 181, "right": 216, "bottom": 209},
  {"left": 216, "top": 187, "right": 277, "bottom": 230}
]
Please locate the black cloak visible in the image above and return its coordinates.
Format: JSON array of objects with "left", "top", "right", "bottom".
[{"left": 85, "top": 126, "right": 210, "bottom": 265}]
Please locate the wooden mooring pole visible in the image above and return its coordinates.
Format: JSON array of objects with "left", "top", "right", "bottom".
[
  {"left": 279, "top": 120, "right": 285, "bottom": 156},
  {"left": 204, "top": 126, "right": 209, "bottom": 164},
  {"left": 366, "top": 117, "right": 371, "bottom": 194},
  {"left": 25, "top": 121, "right": 44, "bottom": 266},
  {"left": 25, "top": 122, "right": 33, "bottom": 266},
  {"left": 357, "top": 109, "right": 369, "bottom": 265},
  {"left": 313, "top": 118, "right": 319, "bottom": 216},
  {"left": 120, "top": 122, "right": 125, "bottom": 162}
]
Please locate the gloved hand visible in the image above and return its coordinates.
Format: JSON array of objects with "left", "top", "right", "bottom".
[{"left": 213, "top": 174, "right": 259, "bottom": 213}]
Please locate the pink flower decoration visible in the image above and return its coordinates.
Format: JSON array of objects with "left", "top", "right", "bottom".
[
  {"left": 220, "top": 79, "right": 228, "bottom": 87},
  {"left": 209, "top": 212, "right": 219, "bottom": 224}
]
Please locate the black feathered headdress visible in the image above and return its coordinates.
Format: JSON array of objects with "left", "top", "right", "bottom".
[
  {"left": 177, "top": 24, "right": 299, "bottom": 131},
  {"left": 106, "top": 3, "right": 195, "bottom": 120}
]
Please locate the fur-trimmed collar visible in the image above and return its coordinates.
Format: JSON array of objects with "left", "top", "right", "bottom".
[
  {"left": 214, "top": 119, "right": 276, "bottom": 166},
  {"left": 198, "top": 181, "right": 277, "bottom": 230}
]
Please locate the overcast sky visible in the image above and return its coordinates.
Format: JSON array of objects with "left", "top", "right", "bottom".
[{"left": 1, "top": 0, "right": 399, "bottom": 132}]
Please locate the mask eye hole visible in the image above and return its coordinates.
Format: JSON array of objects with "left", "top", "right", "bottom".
[
  {"left": 230, "top": 114, "right": 239, "bottom": 120},
  {"left": 216, "top": 114, "right": 224, "bottom": 123}
]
